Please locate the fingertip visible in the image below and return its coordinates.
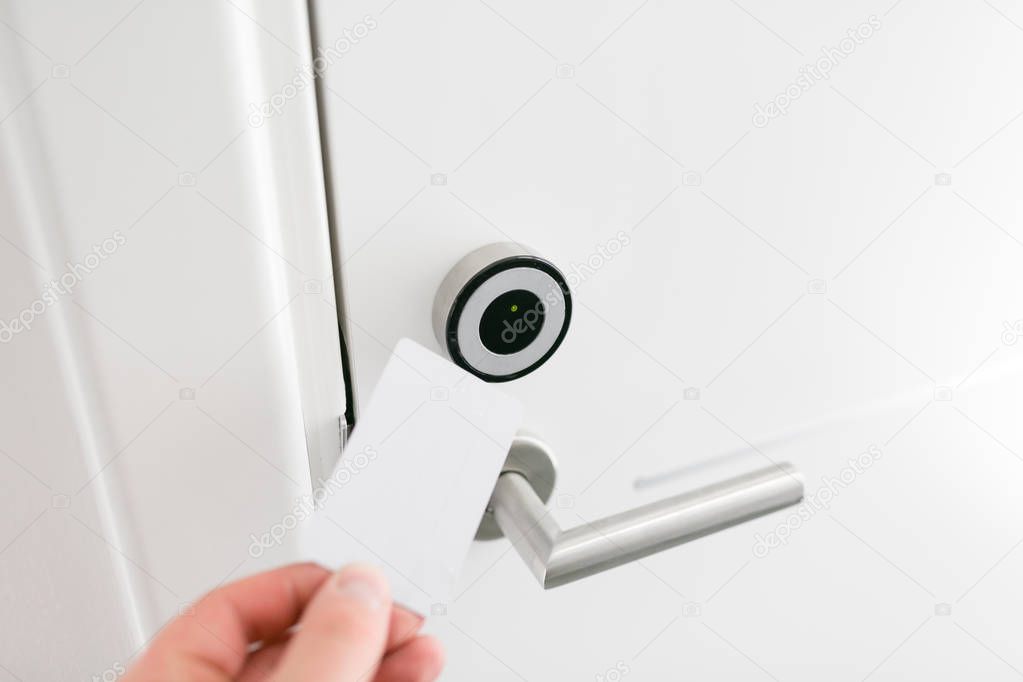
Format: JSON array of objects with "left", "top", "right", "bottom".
[
  {"left": 296, "top": 560, "right": 332, "bottom": 574},
  {"left": 388, "top": 606, "right": 425, "bottom": 651},
  {"left": 375, "top": 635, "right": 446, "bottom": 682},
  {"left": 273, "top": 563, "right": 394, "bottom": 680},
  {"left": 332, "top": 563, "right": 390, "bottom": 611},
  {"left": 417, "top": 635, "right": 446, "bottom": 676}
]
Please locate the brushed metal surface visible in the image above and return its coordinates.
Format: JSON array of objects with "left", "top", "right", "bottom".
[{"left": 490, "top": 445, "right": 804, "bottom": 588}]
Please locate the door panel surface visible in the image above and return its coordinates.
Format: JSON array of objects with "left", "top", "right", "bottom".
[
  {"left": 314, "top": 1, "right": 1023, "bottom": 679},
  {"left": 0, "top": 1, "right": 345, "bottom": 679}
]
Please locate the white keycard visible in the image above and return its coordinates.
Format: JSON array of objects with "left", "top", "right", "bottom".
[{"left": 302, "top": 338, "right": 522, "bottom": 614}]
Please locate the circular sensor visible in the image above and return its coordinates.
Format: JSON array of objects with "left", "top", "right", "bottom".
[
  {"left": 479, "top": 289, "right": 545, "bottom": 355},
  {"left": 433, "top": 243, "right": 572, "bottom": 382}
]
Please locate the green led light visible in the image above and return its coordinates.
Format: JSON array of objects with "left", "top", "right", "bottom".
[{"left": 510, "top": 304, "right": 519, "bottom": 312}]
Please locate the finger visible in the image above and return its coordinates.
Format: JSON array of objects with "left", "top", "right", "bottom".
[
  {"left": 388, "top": 606, "right": 424, "bottom": 651},
  {"left": 236, "top": 607, "right": 423, "bottom": 682},
  {"left": 234, "top": 605, "right": 423, "bottom": 682},
  {"left": 374, "top": 636, "right": 445, "bottom": 682},
  {"left": 125, "top": 563, "right": 330, "bottom": 682},
  {"left": 236, "top": 637, "right": 291, "bottom": 682},
  {"left": 273, "top": 563, "right": 393, "bottom": 681}
]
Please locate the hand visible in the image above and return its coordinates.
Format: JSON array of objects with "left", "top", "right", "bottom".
[{"left": 123, "top": 562, "right": 444, "bottom": 681}]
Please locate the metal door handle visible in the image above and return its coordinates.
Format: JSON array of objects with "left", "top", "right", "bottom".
[{"left": 477, "top": 436, "right": 804, "bottom": 588}]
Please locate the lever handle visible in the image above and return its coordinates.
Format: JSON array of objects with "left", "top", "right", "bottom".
[{"left": 480, "top": 437, "right": 804, "bottom": 589}]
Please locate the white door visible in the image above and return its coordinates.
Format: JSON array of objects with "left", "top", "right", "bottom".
[
  {"left": 2, "top": 1, "right": 1023, "bottom": 680},
  {"left": 0, "top": 2, "right": 345, "bottom": 679},
  {"left": 314, "top": 1, "right": 1023, "bottom": 680}
]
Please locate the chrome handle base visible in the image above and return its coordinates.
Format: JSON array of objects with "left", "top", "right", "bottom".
[{"left": 479, "top": 437, "right": 804, "bottom": 589}]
